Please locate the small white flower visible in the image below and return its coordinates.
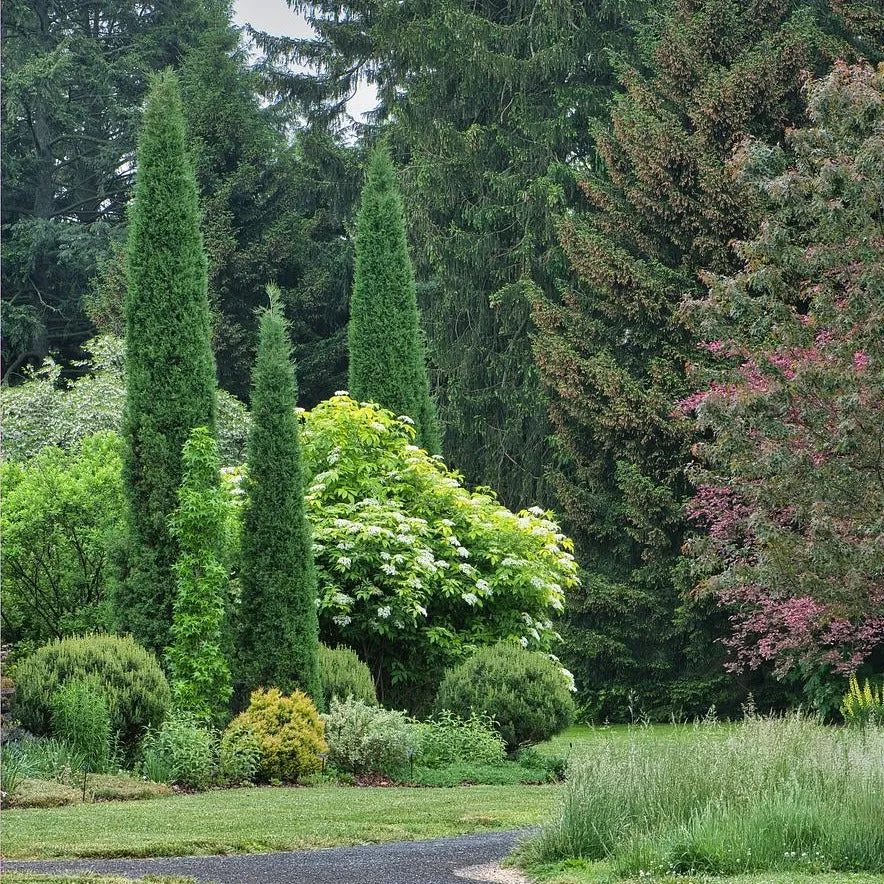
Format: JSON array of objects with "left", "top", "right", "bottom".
[
  {"left": 337, "top": 556, "right": 352, "bottom": 570},
  {"left": 332, "top": 592, "right": 352, "bottom": 606},
  {"left": 458, "top": 562, "right": 475, "bottom": 575},
  {"left": 334, "top": 390, "right": 349, "bottom": 397},
  {"left": 380, "top": 563, "right": 398, "bottom": 575},
  {"left": 461, "top": 592, "right": 478, "bottom": 606},
  {"left": 332, "top": 614, "right": 352, "bottom": 627},
  {"left": 456, "top": 546, "right": 470, "bottom": 558},
  {"left": 528, "top": 505, "right": 545, "bottom": 516},
  {"left": 370, "top": 421, "right": 387, "bottom": 432},
  {"left": 377, "top": 605, "right": 391, "bottom": 619},
  {"left": 475, "top": 579, "right": 490, "bottom": 593},
  {"left": 519, "top": 636, "right": 529, "bottom": 648},
  {"left": 415, "top": 604, "right": 427, "bottom": 617},
  {"left": 397, "top": 414, "right": 415, "bottom": 425}
]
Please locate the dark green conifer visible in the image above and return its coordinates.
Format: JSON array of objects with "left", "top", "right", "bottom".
[
  {"left": 348, "top": 144, "right": 439, "bottom": 452},
  {"left": 238, "top": 288, "right": 321, "bottom": 702},
  {"left": 116, "top": 70, "right": 217, "bottom": 655}
]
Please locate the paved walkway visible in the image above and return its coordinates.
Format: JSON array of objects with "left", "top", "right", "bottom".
[{"left": 1, "top": 829, "right": 532, "bottom": 883}]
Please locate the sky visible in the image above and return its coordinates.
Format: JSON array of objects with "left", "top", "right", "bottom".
[{"left": 232, "top": 0, "right": 377, "bottom": 120}]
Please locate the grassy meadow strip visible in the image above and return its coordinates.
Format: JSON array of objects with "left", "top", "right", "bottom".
[
  {"left": 1, "top": 783, "right": 559, "bottom": 859},
  {"left": 522, "top": 716, "right": 884, "bottom": 879}
]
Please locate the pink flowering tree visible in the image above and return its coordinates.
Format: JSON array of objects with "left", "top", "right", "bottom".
[{"left": 680, "top": 62, "right": 884, "bottom": 710}]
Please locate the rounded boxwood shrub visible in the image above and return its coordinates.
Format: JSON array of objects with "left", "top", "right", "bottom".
[
  {"left": 13, "top": 634, "right": 170, "bottom": 752},
  {"left": 318, "top": 643, "right": 377, "bottom": 708},
  {"left": 223, "top": 687, "right": 326, "bottom": 783},
  {"left": 433, "top": 642, "right": 575, "bottom": 752}
]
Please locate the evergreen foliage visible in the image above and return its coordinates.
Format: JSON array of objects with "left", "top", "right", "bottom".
[
  {"left": 348, "top": 144, "right": 439, "bottom": 452},
  {"left": 532, "top": 0, "right": 867, "bottom": 720},
  {"left": 318, "top": 644, "right": 378, "bottom": 707},
  {"left": 167, "top": 427, "right": 233, "bottom": 726},
  {"left": 13, "top": 634, "right": 170, "bottom": 753},
  {"left": 238, "top": 291, "right": 321, "bottom": 702},
  {"left": 116, "top": 70, "right": 218, "bottom": 656}
]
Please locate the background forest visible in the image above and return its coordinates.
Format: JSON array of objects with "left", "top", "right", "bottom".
[{"left": 2, "top": 0, "right": 882, "bottom": 722}]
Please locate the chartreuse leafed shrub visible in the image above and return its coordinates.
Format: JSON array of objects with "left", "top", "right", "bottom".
[
  {"left": 139, "top": 712, "right": 216, "bottom": 789},
  {"left": 413, "top": 711, "right": 505, "bottom": 767},
  {"left": 524, "top": 715, "right": 884, "bottom": 876},
  {"left": 322, "top": 696, "right": 413, "bottom": 775},
  {"left": 224, "top": 688, "right": 326, "bottom": 783},
  {"left": 13, "top": 634, "right": 170, "bottom": 753},
  {"left": 318, "top": 643, "right": 377, "bottom": 707},
  {"left": 434, "top": 642, "right": 574, "bottom": 752},
  {"left": 50, "top": 678, "right": 112, "bottom": 772},
  {"left": 841, "top": 674, "right": 884, "bottom": 727}
]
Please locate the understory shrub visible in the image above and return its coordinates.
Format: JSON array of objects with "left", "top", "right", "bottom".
[
  {"left": 13, "top": 634, "right": 170, "bottom": 753},
  {"left": 524, "top": 715, "right": 884, "bottom": 876},
  {"left": 318, "top": 643, "right": 377, "bottom": 707},
  {"left": 841, "top": 675, "right": 884, "bottom": 727},
  {"left": 219, "top": 725, "right": 262, "bottom": 785},
  {"left": 322, "top": 696, "right": 412, "bottom": 774},
  {"left": 224, "top": 688, "right": 326, "bottom": 783},
  {"left": 434, "top": 642, "right": 575, "bottom": 751},
  {"left": 139, "top": 713, "right": 216, "bottom": 789},
  {"left": 413, "top": 711, "right": 505, "bottom": 767},
  {"left": 50, "top": 678, "right": 112, "bottom": 772}
]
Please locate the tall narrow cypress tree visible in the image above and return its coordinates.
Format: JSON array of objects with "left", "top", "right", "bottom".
[
  {"left": 348, "top": 144, "right": 439, "bottom": 452},
  {"left": 238, "top": 288, "right": 321, "bottom": 702},
  {"left": 116, "top": 70, "right": 217, "bottom": 655}
]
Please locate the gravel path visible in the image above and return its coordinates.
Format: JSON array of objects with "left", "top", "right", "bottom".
[{"left": 1, "top": 829, "right": 533, "bottom": 883}]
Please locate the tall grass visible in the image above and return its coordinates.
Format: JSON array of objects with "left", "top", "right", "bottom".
[{"left": 523, "top": 715, "right": 883, "bottom": 877}]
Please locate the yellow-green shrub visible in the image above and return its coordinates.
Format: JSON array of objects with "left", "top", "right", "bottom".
[
  {"left": 841, "top": 675, "right": 884, "bottom": 727},
  {"left": 224, "top": 688, "right": 326, "bottom": 782}
]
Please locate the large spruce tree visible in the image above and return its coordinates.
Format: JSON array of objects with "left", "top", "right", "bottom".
[
  {"left": 348, "top": 144, "right": 439, "bottom": 452},
  {"left": 238, "top": 290, "right": 321, "bottom": 702},
  {"left": 116, "top": 70, "right": 217, "bottom": 655},
  {"left": 533, "top": 0, "right": 874, "bottom": 720}
]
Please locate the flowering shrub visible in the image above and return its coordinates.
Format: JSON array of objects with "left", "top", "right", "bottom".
[
  {"left": 681, "top": 63, "right": 884, "bottom": 707},
  {"left": 322, "top": 696, "right": 413, "bottom": 774},
  {"left": 224, "top": 688, "right": 326, "bottom": 783},
  {"left": 301, "top": 394, "right": 579, "bottom": 702}
]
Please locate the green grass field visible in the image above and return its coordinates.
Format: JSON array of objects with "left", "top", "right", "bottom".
[{"left": 1, "top": 782, "right": 559, "bottom": 859}]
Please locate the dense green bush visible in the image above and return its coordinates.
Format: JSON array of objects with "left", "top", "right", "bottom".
[
  {"left": 139, "top": 713, "right": 216, "bottom": 789},
  {"left": 219, "top": 726, "right": 262, "bottom": 785},
  {"left": 13, "top": 634, "right": 170, "bottom": 753},
  {"left": 318, "top": 644, "right": 377, "bottom": 707},
  {"left": 434, "top": 642, "right": 575, "bottom": 752},
  {"left": 50, "top": 678, "right": 112, "bottom": 773},
  {"left": 322, "top": 696, "right": 413, "bottom": 774},
  {"left": 413, "top": 711, "right": 505, "bottom": 767},
  {"left": 224, "top": 688, "right": 326, "bottom": 783}
]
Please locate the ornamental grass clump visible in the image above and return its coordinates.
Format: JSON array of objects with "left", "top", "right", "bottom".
[{"left": 524, "top": 714, "right": 884, "bottom": 876}]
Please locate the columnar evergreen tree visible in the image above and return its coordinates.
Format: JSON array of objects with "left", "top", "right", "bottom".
[
  {"left": 116, "top": 71, "right": 217, "bottom": 655},
  {"left": 238, "top": 289, "right": 321, "bottom": 702},
  {"left": 348, "top": 144, "right": 439, "bottom": 452},
  {"left": 168, "top": 426, "right": 232, "bottom": 725},
  {"left": 532, "top": 0, "right": 874, "bottom": 719}
]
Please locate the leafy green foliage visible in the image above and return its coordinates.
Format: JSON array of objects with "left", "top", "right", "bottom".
[
  {"left": 302, "top": 394, "right": 578, "bottom": 708},
  {"left": 0, "top": 432, "right": 123, "bottom": 646},
  {"left": 49, "top": 679, "right": 112, "bottom": 773},
  {"left": 118, "top": 70, "right": 217, "bottom": 657},
  {"left": 224, "top": 688, "right": 326, "bottom": 783},
  {"left": 219, "top": 726, "right": 262, "bottom": 785},
  {"left": 238, "top": 297, "right": 320, "bottom": 701},
  {"left": 682, "top": 63, "right": 884, "bottom": 703},
  {"left": 167, "top": 427, "right": 232, "bottom": 726},
  {"left": 139, "top": 712, "right": 216, "bottom": 790},
  {"left": 348, "top": 143, "right": 438, "bottom": 451},
  {"left": 434, "top": 642, "right": 575, "bottom": 752},
  {"left": 12, "top": 634, "right": 170, "bottom": 753},
  {"left": 318, "top": 643, "right": 378, "bottom": 708},
  {"left": 413, "top": 711, "right": 505, "bottom": 768},
  {"left": 0, "top": 336, "right": 249, "bottom": 467},
  {"left": 322, "top": 696, "right": 413, "bottom": 775}
]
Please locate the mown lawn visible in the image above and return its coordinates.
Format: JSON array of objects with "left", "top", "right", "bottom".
[{"left": 1, "top": 783, "right": 560, "bottom": 859}]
